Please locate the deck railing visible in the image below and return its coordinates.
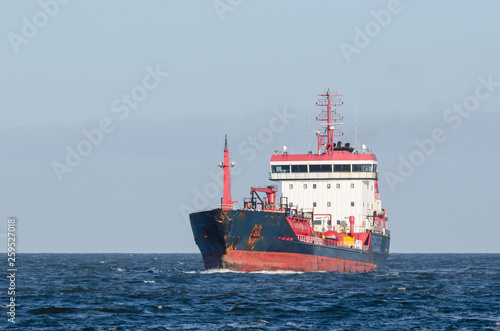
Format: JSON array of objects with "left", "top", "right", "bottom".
[
  {"left": 296, "top": 235, "right": 371, "bottom": 251},
  {"left": 296, "top": 235, "right": 324, "bottom": 245},
  {"left": 270, "top": 172, "right": 377, "bottom": 180}
]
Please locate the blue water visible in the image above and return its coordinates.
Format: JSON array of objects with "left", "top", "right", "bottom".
[{"left": 1, "top": 254, "right": 499, "bottom": 330}]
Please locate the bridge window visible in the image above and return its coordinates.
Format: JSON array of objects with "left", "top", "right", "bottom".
[
  {"left": 334, "top": 164, "right": 351, "bottom": 172},
  {"left": 303, "top": 184, "right": 307, "bottom": 189},
  {"left": 309, "top": 164, "right": 332, "bottom": 172},
  {"left": 271, "top": 165, "right": 290, "bottom": 173},
  {"left": 292, "top": 164, "right": 308, "bottom": 173},
  {"left": 352, "top": 164, "right": 372, "bottom": 172},
  {"left": 313, "top": 184, "right": 317, "bottom": 189},
  {"left": 327, "top": 184, "right": 331, "bottom": 189},
  {"left": 313, "top": 202, "right": 317, "bottom": 207},
  {"left": 351, "top": 183, "right": 355, "bottom": 189},
  {"left": 336, "top": 184, "right": 340, "bottom": 189}
]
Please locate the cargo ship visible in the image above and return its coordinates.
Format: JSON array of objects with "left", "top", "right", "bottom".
[{"left": 189, "top": 90, "right": 390, "bottom": 272}]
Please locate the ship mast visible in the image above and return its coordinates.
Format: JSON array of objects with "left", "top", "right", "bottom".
[
  {"left": 219, "top": 134, "right": 236, "bottom": 210},
  {"left": 315, "top": 89, "right": 344, "bottom": 154}
]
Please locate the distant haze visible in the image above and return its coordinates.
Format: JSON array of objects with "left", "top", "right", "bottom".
[{"left": 1, "top": 1, "right": 499, "bottom": 253}]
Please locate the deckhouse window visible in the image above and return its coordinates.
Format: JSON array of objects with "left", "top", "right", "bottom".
[
  {"left": 313, "top": 184, "right": 317, "bottom": 189},
  {"left": 303, "top": 184, "right": 307, "bottom": 189},
  {"left": 289, "top": 184, "right": 293, "bottom": 189},
  {"left": 291, "top": 164, "right": 308, "bottom": 173},
  {"left": 327, "top": 184, "right": 331, "bottom": 189},
  {"left": 272, "top": 165, "right": 290, "bottom": 173},
  {"left": 334, "top": 164, "right": 351, "bottom": 172},
  {"left": 309, "top": 164, "right": 332, "bottom": 172},
  {"left": 352, "top": 164, "right": 372, "bottom": 172}
]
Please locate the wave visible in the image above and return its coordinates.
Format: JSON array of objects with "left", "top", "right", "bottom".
[{"left": 28, "top": 307, "right": 79, "bottom": 315}]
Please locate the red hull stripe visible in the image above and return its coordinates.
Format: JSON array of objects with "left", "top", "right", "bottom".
[{"left": 221, "top": 250, "right": 376, "bottom": 273}]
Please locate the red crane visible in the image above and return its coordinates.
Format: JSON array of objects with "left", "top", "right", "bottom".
[{"left": 249, "top": 185, "right": 278, "bottom": 210}]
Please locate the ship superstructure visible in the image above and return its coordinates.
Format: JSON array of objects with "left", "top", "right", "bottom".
[
  {"left": 270, "top": 90, "right": 387, "bottom": 238},
  {"left": 189, "top": 90, "right": 390, "bottom": 272}
]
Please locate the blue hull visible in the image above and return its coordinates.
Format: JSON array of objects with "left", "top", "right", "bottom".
[{"left": 190, "top": 209, "right": 390, "bottom": 272}]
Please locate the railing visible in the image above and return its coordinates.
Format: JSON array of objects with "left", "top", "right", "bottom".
[
  {"left": 296, "top": 235, "right": 371, "bottom": 251},
  {"left": 270, "top": 172, "right": 377, "bottom": 180},
  {"left": 296, "top": 235, "right": 324, "bottom": 245}
]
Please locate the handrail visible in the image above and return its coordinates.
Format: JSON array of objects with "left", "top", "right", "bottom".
[
  {"left": 269, "top": 172, "right": 377, "bottom": 180},
  {"left": 296, "top": 234, "right": 372, "bottom": 251},
  {"left": 296, "top": 235, "right": 324, "bottom": 245}
]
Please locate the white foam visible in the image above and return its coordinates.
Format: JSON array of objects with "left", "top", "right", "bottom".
[
  {"left": 248, "top": 270, "right": 305, "bottom": 275},
  {"left": 184, "top": 268, "right": 306, "bottom": 275},
  {"left": 376, "top": 272, "right": 400, "bottom": 277},
  {"left": 201, "top": 268, "right": 239, "bottom": 274},
  {"left": 143, "top": 280, "right": 156, "bottom": 283}
]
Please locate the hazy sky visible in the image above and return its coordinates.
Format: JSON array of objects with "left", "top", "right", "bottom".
[{"left": 1, "top": 1, "right": 499, "bottom": 253}]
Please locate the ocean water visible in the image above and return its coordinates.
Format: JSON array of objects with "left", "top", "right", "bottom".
[{"left": 1, "top": 253, "right": 499, "bottom": 330}]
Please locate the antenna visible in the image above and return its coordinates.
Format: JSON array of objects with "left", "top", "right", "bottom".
[
  {"left": 315, "top": 89, "right": 343, "bottom": 154},
  {"left": 355, "top": 98, "right": 358, "bottom": 151},
  {"left": 308, "top": 107, "right": 311, "bottom": 153}
]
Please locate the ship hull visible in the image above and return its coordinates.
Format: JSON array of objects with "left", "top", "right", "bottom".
[{"left": 190, "top": 209, "right": 390, "bottom": 272}]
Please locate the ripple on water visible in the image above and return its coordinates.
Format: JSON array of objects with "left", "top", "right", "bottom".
[{"left": 17, "top": 253, "right": 500, "bottom": 330}]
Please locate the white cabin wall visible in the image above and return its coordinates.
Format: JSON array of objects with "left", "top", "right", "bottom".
[{"left": 272, "top": 160, "right": 379, "bottom": 233}]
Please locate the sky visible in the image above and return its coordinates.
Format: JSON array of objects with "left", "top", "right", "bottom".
[{"left": 1, "top": 0, "right": 499, "bottom": 253}]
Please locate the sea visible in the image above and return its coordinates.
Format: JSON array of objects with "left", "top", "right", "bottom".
[{"left": 1, "top": 253, "right": 499, "bottom": 330}]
